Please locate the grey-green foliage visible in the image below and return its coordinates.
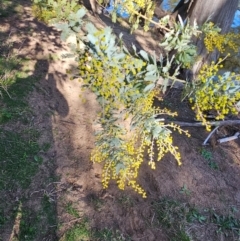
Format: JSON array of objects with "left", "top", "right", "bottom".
[
  {"left": 83, "top": 22, "right": 164, "bottom": 96},
  {"left": 32, "top": 0, "right": 200, "bottom": 187},
  {"left": 34, "top": 0, "right": 79, "bottom": 19},
  {"left": 160, "top": 15, "right": 199, "bottom": 67},
  {"left": 34, "top": 0, "right": 199, "bottom": 91},
  {"left": 84, "top": 21, "right": 184, "bottom": 95},
  {"left": 54, "top": 7, "right": 86, "bottom": 41},
  {"left": 33, "top": 0, "right": 86, "bottom": 41},
  {"left": 35, "top": 0, "right": 192, "bottom": 137}
]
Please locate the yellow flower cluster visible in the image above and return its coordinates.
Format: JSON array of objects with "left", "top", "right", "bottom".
[
  {"left": 148, "top": 122, "right": 190, "bottom": 168},
  {"left": 156, "top": 129, "right": 181, "bottom": 165},
  {"left": 135, "top": 88, "right": 156, "bottom": 114},
  {"left": 90, "top": 83, "right": 191, "bottom": 197},
  {"left": 129, "top": 180, "right": 147, "bottom": 198},
  {"left": 189, "top": 60, "right": 240, "bottom": 131},
  {"left": 79, "top": 52, "right": 122, "bottom": 115},
  {"left": 124, "top": 0, "right": 147, "bottom": 11},
  {"left": 80, "top": 29, "right": 190, "bottom": 198},
  {"left": 204, "top": 31, "right": 225, "bottom": 53},
  {"left": 204, "top": 30, "right": 240, "bottom": 53},
  {"left": 123, "top": 0, "right": 155, "bottom": 32},
  {"left": 78, "top": 40, "right": 147, "bottom": 114},
  {"left": 91, "top": 131, "right": 147, "bottom": 197}
]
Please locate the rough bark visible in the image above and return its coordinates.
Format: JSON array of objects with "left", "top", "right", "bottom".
[
  {"left": 172, "top": 0, "right": 190, "bottom": 19},
  {"left": 82, "top": 0, "right": 103, "bottom": 14},
  {"left": 188, "top": 0, "right": 238, "bottom": 32}
]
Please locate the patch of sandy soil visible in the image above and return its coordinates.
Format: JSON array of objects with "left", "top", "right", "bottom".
[{"left": 1, "top": 1, "right": 240, "bottom": 240}]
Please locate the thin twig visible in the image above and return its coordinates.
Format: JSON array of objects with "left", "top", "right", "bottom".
[
  {"left": 168, "top": 76, "right": 186, "bottom": 84},
  {"left": 202, "top": 126, "right": 219, "bottom": 145},
  {"left": 62, "top": 217, "right": 82, "bottom": 226},
  {"left": 60, "top": 120, "right": 76, "bottom": 125},
  {"left": 124, "top": 7, "right": 171, "bottom": 32},
  {"left": 151, "top": 213, "right": 155, "bottom": 225}
]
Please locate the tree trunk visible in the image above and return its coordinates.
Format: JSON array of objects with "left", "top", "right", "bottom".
[
  {"left": 172, "top": 0, "right": 189, "bottom": 19},
  {"left": 174, "top": 0, "right": 238, "bottom": 80},
  {"left": 188, "top": 0, "right": 238, "bottom": 32}
]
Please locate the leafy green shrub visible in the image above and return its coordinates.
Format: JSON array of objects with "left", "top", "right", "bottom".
[{"left": 32, "top": 0, "right": 240, "bottom": 197}]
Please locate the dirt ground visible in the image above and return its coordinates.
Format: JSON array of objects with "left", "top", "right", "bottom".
[{"left": 1, "top": 1, "right": 240, "bottom": 241}]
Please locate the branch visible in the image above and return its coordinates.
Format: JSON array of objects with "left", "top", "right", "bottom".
[
  {"left": 202, "top": 126, "right": 219, "bottom": 145},
  {"left": 159, "top": 119, "right": 240, "bottom": 127},
  {"left": 123, "top": 6, "right": 171, "bottom": 32}
]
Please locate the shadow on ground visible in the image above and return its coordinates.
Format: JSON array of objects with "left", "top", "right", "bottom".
[{"left": 0, "top": 1, "right": 69, "bottom": 240}]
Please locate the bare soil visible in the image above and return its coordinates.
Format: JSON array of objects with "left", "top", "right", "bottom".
[{"left": 1, "top": 1, "right": 240, "bottom": 241}]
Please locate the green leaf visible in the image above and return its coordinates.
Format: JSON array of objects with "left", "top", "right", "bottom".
[
  {"left": 104, "top": 27, "right": 112, "bottom": 42},
  {"left": 144, "top": 75, "right": 157, "bottom": 81},
  {"left": 76, "top": 8, "right": 86, "bottom": 19},
  {"left": 152, "top": 125, "right": 163, "bottom": 138},
  {"left": 111, "top": 138, "right": 121, "bottom": 147},
  {"left": 144, "top": 83, "right": 155, "bottom": 92},
  {"left": 87, "top": 34, "right": 97, "bottom": 44},
  {"left": 132, "top": 45, "right": 137, "bottom": 53},
  {"left": 123, "top": 45, "right": 130, "bottom": 54},
  {"left": 116, "top": 163, "right": 125, "bottom": 174},
  {"left": 119, "top": 32, "right": 123, "bottom": 39},
  {"left": 139, "top": 50, "right": 149, "bottom": 61},
  {"left": 162, "top": 78, "right": 169, "bottom": 93},
  {"left": 34, "top": 156, "right": 40, "bottom": 162},
  {"left": 107, "top": 36, "right": 116, "bottom": 54},
  {"left": 178, "top": 14, "right": 184, "bottom": 29},
  {"left": 114, "top": 53, "right": 125, "bottom": 60},
  {"left": 86, "top": 22, "right": 97, "bottom": 34},
  {"left": 162, "top": 66, "right": 168, "bottom": 73},
  {"left": 146, "top": 64, "right": 156, "bottom": 72}
]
